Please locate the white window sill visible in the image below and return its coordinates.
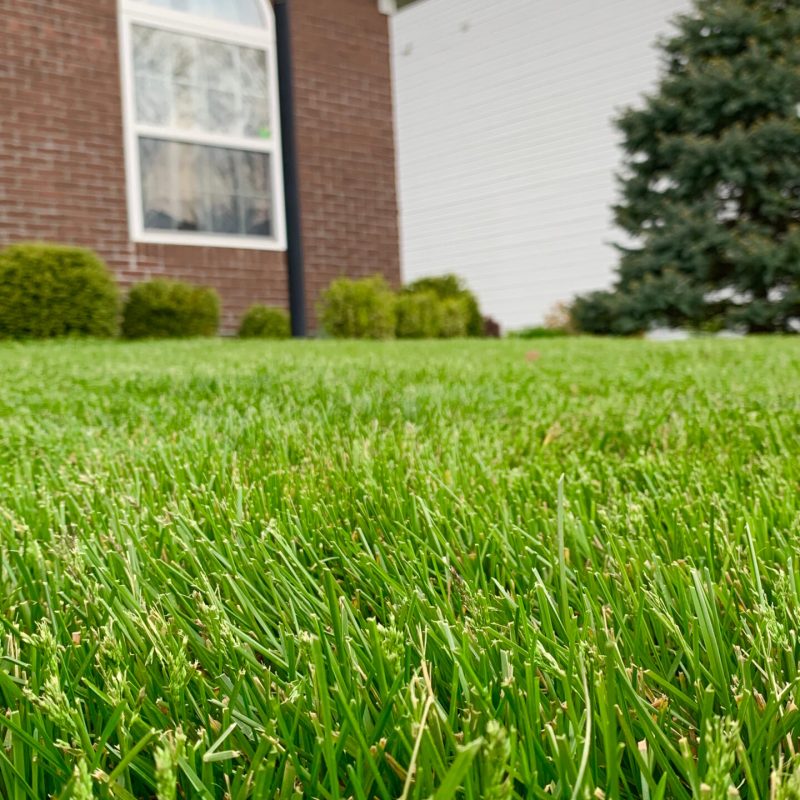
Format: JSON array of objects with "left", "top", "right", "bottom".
[{"left": 133, "top": 231, "right": 287, "bottom": 252}]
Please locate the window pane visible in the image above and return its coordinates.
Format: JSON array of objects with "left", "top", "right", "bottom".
[
  {"left": 136, "top": 75, "right": 170, "bottom": 126},
  {"left": 139, "top": 138, "right": 273, "bottom": 238},
  {"left": 240, "top": 47, "right": 268, "bottom": 95},
  {"left": 240, "top": 150, "right": 270, "bottom": 195},
  {"left": 242, "top": 196, "right": 272, "bottom": 237},
  {"left": 207, "top": 90, "right": 237, "bottom": 133},
  {"left": 211, "top": 195, "right": 241, "bottom": 234},
  {"left": 140, "top": 0, "right": 265, "bottom": 27},
  {"left": 132, "top": 25, "right": 271, "bottom": 139},
  {"left": 200, "top": 40, "right": 237, "bottom": 90},
  {"left": 174, "top": 84, "right": 206, "bottom": 130}
]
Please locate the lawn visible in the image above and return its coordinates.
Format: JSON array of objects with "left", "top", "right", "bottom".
[{"left": 1, "top": 337, "right": 799, "bottom": 799}]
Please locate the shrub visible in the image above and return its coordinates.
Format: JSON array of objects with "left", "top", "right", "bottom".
[
  {"left": 0, "top": 243, "right": 119, "bottom": 339},
  {"left": 482, "top": 316, "right": 501, "bottom": 338},
  {"left": 570, "top": 290, "right": 644, "bottom": 336},
  {"left": 543, "top": 301, "right": 576, "bottom": 334},
  {"left": 395, "top": 291, "right": 443, "bottom": 338},
  {"left": 510, "top": 326, "right": 571, "bottom": 339},
  {"left": 121, "top": 279, "right": 219, "bottom": 339},
  {"left": 238, "top": 305, "right": 291, "bottom": 339},
  {"left": 438, "top": 297, "right": 469, "bottom": 338},
  {"left": 403, "top": 275, "right": 483, "bottom": 336},
  {"left": 319, "top": 276, "right": 396, "bottom": 339}
]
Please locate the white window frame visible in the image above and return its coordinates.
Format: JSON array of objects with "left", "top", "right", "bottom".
[{"left": 118, "top": 0, "right": 287, "bottom": 251}]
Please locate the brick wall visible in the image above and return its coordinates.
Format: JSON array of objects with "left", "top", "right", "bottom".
[
  {"left": 0, "top": 1, "right": 134, "bottom": 278},
  {"left": 0, "top": 0, "right": 399, "bottom": 333},
  {"left": 291, "top": 0, "right": 402, "bottom": 327}
]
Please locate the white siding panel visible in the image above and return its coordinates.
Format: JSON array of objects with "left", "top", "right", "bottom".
[{"left": 391, "top": 0, "right": 690, "bottom": 330}]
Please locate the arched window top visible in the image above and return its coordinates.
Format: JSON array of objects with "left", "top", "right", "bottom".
[{"left": 139, "top": 0, "right": 268, "bottom": 28}]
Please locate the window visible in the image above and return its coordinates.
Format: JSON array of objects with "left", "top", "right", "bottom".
[
  {"left": 119, "top": 0, "right": 285, "bottom": 249},
  {"left": 139, "top": 0, "right": 265, "bottom": 27}
]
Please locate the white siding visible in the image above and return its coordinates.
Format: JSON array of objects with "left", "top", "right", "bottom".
[{"left": 391, "top": 0, "right": 690, "bottom": 330}]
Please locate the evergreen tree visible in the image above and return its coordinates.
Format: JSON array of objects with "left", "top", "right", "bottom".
[{"left": 573, "top": 0, "right": 800, "bottom": 334}]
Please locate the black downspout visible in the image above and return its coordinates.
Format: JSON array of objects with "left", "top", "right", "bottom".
[{"left": 274, "top": 0, "right": 307, "bottom": 337}]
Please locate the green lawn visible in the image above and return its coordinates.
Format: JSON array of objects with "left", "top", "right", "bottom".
[{"left": 1, "top": 338, "right": 799, "bottom": 799}]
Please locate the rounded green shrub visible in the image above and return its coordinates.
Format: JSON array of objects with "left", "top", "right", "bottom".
[
  {"left": 439, "top": 297, "right": 469, "bottom": 338},
  {"left": 121, "top": 279, "right": 220, "bottom": 339},
  {"left": 318, "top": 276, "right": 396, "bottom": 339},
  {"left": 238, "top": 305, "right": 291, "bottom": 339},
  {"left": 570, "top": 290, "right": 644, "bottom": 336},
  {"left": 403, "top": 274, "right": 483, "bottom": 336},
  {"left": 0, "top": 243, "right": 119, "bottom": 339},
  {"left": 395, "top": 291, "right": 443, "bottom": 338}
]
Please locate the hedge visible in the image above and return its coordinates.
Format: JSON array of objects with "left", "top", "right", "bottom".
[
  {"left": 318, "top": 276, "right": 396, "bottom": 339},
  {"left": 0, "top": 243, "right": 119, "bottom": 339},
  {"left": 121, "top": 280, "right": 220, "bottom": 339},
  {"left": 238, "top": 305, "right": 291, "bottom": 339}
]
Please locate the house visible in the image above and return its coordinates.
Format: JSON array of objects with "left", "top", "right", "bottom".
[
  {"left": 1, "top": 0, "right": 700, "bottom": 337},
  {"left": 390, "top": 0, "right": 690, "bottom": 331},
  {"left": 0, "top": 0, "right": 401, "bottom": 333}
]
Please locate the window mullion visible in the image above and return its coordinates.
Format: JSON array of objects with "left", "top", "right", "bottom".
[
  {"left": 133, "top": 124, "right": 274, "bottom": 154},
  {"left": 234, "top": 45, "right": 244, "bottom": 144},
  {"left": 201, "top": 145, "right": 211, "bottom": 235},
  {"left": 166, "top": 30, "right": 176, "bottom": 130},
  {"left": 169, "top": 138, "right": 179, "bottom": 229},
  {"left": 236, "top": 152, "right": 246, "bottom": 236}
]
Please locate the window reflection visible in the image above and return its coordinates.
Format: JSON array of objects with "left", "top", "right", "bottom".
[{"left": 140, "top": 139, "right": 273, "bottom": 237}]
